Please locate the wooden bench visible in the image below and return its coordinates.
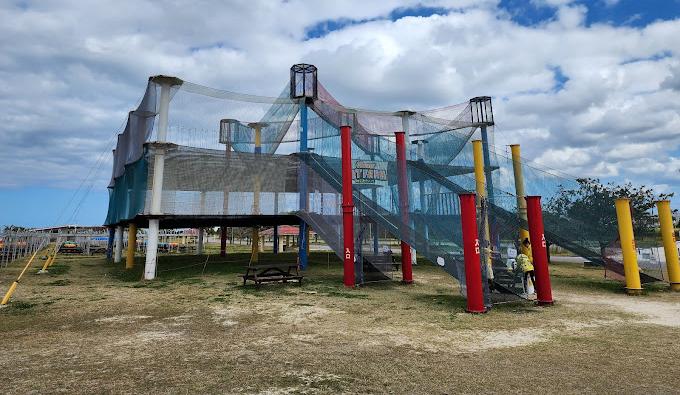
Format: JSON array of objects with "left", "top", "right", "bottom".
[{"left": 242, "top": 264, "right": 303, "bottom": 286}]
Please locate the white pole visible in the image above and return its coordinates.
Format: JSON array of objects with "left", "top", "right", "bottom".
[
  {"left": 197, "top": 228, "right": 204, "bottom": 255},
  {"left": 114, "top": 226, "right": 123, "bottom": 263},
  {"left": 145, "top": 220, "right": 159, "bottom": 280},
  {"left": 145, "top": 76, "right": 179, "bottom": 280}
]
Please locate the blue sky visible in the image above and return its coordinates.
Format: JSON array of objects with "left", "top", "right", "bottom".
[{"left": 1, "top": 0, "right": 680, "bottom": 228}]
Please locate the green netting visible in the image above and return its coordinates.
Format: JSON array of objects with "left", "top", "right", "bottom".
[{"left": 105, "top": 155, "right": 148, "bottom": 225}]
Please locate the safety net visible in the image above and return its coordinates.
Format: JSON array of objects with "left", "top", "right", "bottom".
[{"left": 106, "top": 65, "right": 665, "bottom": 304}]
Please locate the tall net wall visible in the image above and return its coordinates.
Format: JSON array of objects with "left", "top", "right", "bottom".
[{"left": 106, "top": 69, "right": 665, "bottom": 302}]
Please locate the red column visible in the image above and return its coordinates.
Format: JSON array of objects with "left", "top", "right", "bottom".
[
  {"left": 526, "top": 196, "right": 554, "bottom": 305},
  {"left": 459, "top": 193, "right": 487, "bottom": 313},
  {"left": 220, "top": 226, "right": 227, "bottom": 257},
  {"left": 341, "top": 125, "right": 355, "bottom": 287},
  {"left": 395, "top": 131, "right": 413, "bottom": 284}
]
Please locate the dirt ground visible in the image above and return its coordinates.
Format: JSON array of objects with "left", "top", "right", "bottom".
[{"left": 1, "top": 251, "right": 680, "bottom": 394}]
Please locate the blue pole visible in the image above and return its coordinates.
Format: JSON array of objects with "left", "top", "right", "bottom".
[
  {"left": 106, "top": 227, "right": 115, "bottom": 261},
  {"left": 298, "top": 101, "right": 309, "bottom": 269},
  {"left": 480, "top": 126, "right": 495, "bottom": 204},
  {"left": 273, "top": 226, "right": 279, "bottom": 254}
]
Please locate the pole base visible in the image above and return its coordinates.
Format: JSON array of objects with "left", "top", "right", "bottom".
[
  {"left": 625, "top": 288, "right": 643, "bottom": 296},
  {"left": 466, "top": 307, "right": 487, "bottom": 314},
  {"left": 402, "top": 280, "right": 413, "bottom": 285},
  {"left": 537, "top": 299, "right": 554, "bottom": 306},
  {"left": 0, "top": 304, "right": 7, "bottom": 309},
  {"left": 670, "top": 283, "right": 680, "bottom": 292},
  {"left": 37, "top": 269, "right": 48, "bottom": 274}
]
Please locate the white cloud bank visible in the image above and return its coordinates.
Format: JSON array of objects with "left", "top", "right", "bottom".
[{"left": 0, "top": 0, "right": 679, "bottom": 203}]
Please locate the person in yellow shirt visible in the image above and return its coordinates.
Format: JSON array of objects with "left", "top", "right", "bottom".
[{"left": 515, "top": 252, "right": 536, "bottom": 294}]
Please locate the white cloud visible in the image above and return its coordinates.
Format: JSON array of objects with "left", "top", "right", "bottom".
[{"left": 1, "top": 0, "right": 679, "bottom": 212}]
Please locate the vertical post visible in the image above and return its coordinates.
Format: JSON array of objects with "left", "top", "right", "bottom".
[
  {"left": 220, "top": 226, "right": 227, "bottom": 257},
  {"left": 250, "top": 228, "right": 259, "bottom": 263},
  {"left": 126, "top": 223, "right": 137, "bottom": 269},
  {"left": 614, "top": 198, "right": 643, "bottom": 295},
  {"left": 197, "top": 228, "right": 204, "bottom": 255},
  {"left": 114, "top": 226, "right": 123, "bottom": 263},
  {"left": 414, "top": 140, "right": 429, "bottom": 253},
  {"left": 510, "top": 145, "right": 532, "bottom": 260},
  {"left": 273, "top": 226, "right": 279, "bottom": 254},
  {"left": 525, "top": 196, "right": 554, "bottom": 305},
  {"left": 472, "top": 140, "right": 493, "bottom": 283},
  {"left": 106, "top": 227, "right": 115, "bottom": 261},
  {"left": 145, "top": 76, "right": 181, "bottom": 280},
  {"left": 459, "top": 193, "right": 487, "bottom": 313},
  {"left": 145, "top": 220, "right": 159, "bottom": 280},
  {"left": 400, "top": 111, "right": 417, "bottom": 267},
  {"left": 298, "top": 101, "right": 309, "bottom": 269},
  {"left": 395, "top": 131, "right": 413, "bottom": 284},
  {"left": 480, "top": 126, "right": 495, "bottom": 204},
  {"left": 657, "top": 200, "right": 680, "bottom": 291},
  {"left": 341, "top": 125, "right": 355, "bottom": 287}
]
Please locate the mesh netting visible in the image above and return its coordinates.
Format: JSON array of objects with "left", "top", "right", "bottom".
[{"left": 106, "top": 67, "right": 666, "bottom": 302}]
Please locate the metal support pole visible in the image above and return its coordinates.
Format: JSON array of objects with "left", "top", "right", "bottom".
[
  {"left": 197, "top": 228, "right": 204, "bottom": 255},
  {"left": 414, "top": 139, "right": 429, "bottom": 254},
  {"left": 657, "top": 200, "right": 680, "bottom": 291},
  {"left": 145, "top": 219, "right": 159, "bottom": 280},
  {"left": 298, "top": 100, "right": 309, "bottom": 270},
  {"left": 459, "top": 193, "right": 487, "bottom": 313},
  {"left": 341, "top": 125, "right": 355, "bottom": 287},
  {"left": 106, "top": 227, "right": 114, "bottom": 261},
  {"left": 395, "top": 131, "right": 413, "bottom": 284},
  {"left": 510, "top": 144, "right": 532, "bottom": 260},
  {"left": 145, "top": 76, "right": 180, "bottom": 280},
  {"left": 614, "top": 198, "right": 643, "bottom": 294},
  {"left": 126, "top": 223, "right": 137, "bottom": 269},
  {"left": 220, "top": 226, "right": 227, "bottom": 257},
  {"left": 525, "top": 196, "right": 555, "bottom": 305},
  {"left": 273, "top": 226, "right": 279, "bottom": 254},
  {"left": 114, "top": 226, "right": 123, "bottom": 263}
]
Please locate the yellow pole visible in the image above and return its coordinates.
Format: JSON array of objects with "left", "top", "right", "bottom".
[
  {"left": 614, "top": 198, "right": 643, "bottom": 295},
  {"left": 126, "top": 223, "right": 137, "bottom": 269},
  {"left": 472, "top": 140, "right": 493, "bottom": 277},
  {"left": 1, "top": 249, "right": 40, "bottom": 305},
  {"left": 251, "top": 228, "right": 259, "bottom": 263},
  {"left": 48, "top": 247, "right": 58, "bottom": 267},
  {"left": 510, "top": 144, "right": 532, "bottom": 259},
  {"left": 657, "top": 200, "right": 680, "bottom": 291},
  {"left": 39, "top": 246, "right": 57, "bottom": 273}
]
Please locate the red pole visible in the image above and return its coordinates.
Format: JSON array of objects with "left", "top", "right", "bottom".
[
  {"left": 220, "top": 226, "right": 227, "bottom": 257},
  {"left": 526, "top": 196, "right": 554, "bottom": 305},
  {"left": 459, "top": 193, "right": 487, "bottom": 313},
  {"left": 341, "top": 125, "right": 355, "bottom": 287},
  {"left": 395, "top": 131, "right": 413, "bottom": 284}
]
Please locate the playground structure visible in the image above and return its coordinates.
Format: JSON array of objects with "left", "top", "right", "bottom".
[{"left": 102, "top": 63, "right": 680, "bottom": 308}]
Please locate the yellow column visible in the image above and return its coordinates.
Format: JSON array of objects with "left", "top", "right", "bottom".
[
  {"left": 126, "top": 223, "right": 137, "bottom": 269},
  {"left": 657, "top": 200, "right": 680, "bottom": 291},
  {"left": 2, "top": 249, "right": 40, "bottom": 305},
  {"left": 615, "top": 198, "right": 643, "bottom": 295},
  {"left": 251, "top": 228, "right": 259, "bottom": 263},
  {"left": 510, "top": 144, "right": 532, "bottom": 259},
  {"left": 472, "top": 140, "right": 493, "bottom": 277}
]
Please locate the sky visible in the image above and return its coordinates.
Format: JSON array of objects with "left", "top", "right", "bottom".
[{"left": 1, "top": 0, "right": 680, "bottom": 228}]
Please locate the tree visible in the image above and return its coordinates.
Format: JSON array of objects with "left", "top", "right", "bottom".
[
  {"left": 2, "top": 225, "right": 28, "bottom": 232},
  {"left": 545, "top": 178, "right": 675, "bottom": 246}
]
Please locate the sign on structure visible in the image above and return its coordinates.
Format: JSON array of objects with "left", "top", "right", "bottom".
[{"left": 352, "top": 160, "right": 387, "bottom": 186}]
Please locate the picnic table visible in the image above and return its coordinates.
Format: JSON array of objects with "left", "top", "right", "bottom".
[{"left": 242, "top": 264, "right": 303, "bottom": 286}]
